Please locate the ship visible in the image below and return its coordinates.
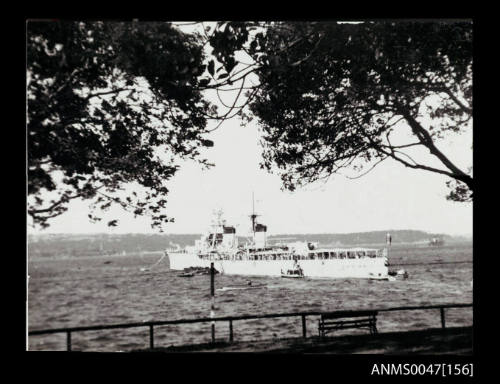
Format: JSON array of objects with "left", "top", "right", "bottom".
[{"left": 167, "top": 206, "right": 389, "bottom": 279}]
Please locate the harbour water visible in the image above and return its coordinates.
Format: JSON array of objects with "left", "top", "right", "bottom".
[{"left": 27, "top": 243, "right": 473, "bottom": 351}]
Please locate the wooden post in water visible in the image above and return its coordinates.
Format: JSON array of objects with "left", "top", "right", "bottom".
[
  {"left": 210, "top": 262, "right": 215, "bottom": 343},
  {"left": 386, "top": 232, "right": 392, "bottom": 261}
]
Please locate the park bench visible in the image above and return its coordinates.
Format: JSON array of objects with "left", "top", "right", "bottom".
[{"left": 318, "top": 310, "right": 378, "bottom": 337}]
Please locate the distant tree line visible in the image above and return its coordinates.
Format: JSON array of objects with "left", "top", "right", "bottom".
[{"left": 28, "top": 230, "right": 461, "bottom": 257}]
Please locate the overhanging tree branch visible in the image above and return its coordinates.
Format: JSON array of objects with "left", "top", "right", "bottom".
[
  {"left": 345, "top": 156, "right": 388, "bottom": 179},
  {"left": 377, "top": 145, "right": 459, "bottom": 179},
  {"left": 85, "top": 88, "right": 135, "bottom": 100},
  {"left": 440, "top": 86, "right": 472, "bottom": 115},
  {"left": 28, "top": 192, "right": 84, "bottom": 215},
  {"left": 396, "top": 105, "right": 473, "bottom": 188}
]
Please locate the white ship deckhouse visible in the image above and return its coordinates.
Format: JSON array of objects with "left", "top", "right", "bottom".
[{"left": 167, "top": 208, "right": 389, "bottom": 279}]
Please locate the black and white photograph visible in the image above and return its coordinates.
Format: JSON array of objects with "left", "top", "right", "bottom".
[{"left": 26, "top": 19, "right": 473, "bottom": 358}]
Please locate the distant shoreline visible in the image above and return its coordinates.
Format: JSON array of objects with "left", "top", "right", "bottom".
[{"left": 27, "top": 240, "right": 472, "bottom": 260}]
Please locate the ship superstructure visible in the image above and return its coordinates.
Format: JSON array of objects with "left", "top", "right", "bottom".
[{"left": 167, "top": 206, "right": 388, "bottom": 279}]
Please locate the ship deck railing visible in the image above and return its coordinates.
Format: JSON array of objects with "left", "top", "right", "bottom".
[{"left": 28, "top": 303, "right": 472, "bottom": 351}]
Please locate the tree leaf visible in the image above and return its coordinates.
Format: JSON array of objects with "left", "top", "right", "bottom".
[{"left": 208, "top": 60, "right": 215, "bottom": 76}]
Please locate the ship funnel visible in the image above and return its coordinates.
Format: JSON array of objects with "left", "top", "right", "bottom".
[
  {"left": 254, "top": 223, "right": 267, "bottom": 248},
  {"left": 222, "top": 225, "right": 236, "bottom": 248}
]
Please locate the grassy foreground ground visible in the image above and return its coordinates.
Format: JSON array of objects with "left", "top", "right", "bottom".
[{"left": 136, "top": 326, "right": 472, "bottom": 354}]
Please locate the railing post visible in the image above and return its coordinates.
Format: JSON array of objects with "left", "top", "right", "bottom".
[
  {"left": 302, "top": 315, "right": 307, "bottom": 338},
  {"left": 210, "top": 262, "right": 215, "bottom": 343},
  {"left": 229, "top": 320, "right": 233, "bottom": 342},
  {"left": 149, "top": 325, "right": 154, "bottom": 349},
  {"left": 28, "top": 303, "right": 471, "bottom": 352},
  {"left": 66, "top": 331, "right": 72, "bottom": 351}
]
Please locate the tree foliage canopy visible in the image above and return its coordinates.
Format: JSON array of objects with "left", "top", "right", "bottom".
[
  {"left": 216, "top": 21, "right": 473, "bottom": 201},
  {"left": 27, "top": 20, "right": 473, "bottom": 232},
  {"left": 28, "top": 21, "right": 217, "bottom": 229}
]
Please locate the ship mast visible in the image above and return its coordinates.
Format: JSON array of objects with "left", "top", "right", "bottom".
[
  {"left": 250, "top": 192, "right": 258, "bottom": 245},
  {"left": 211, "top": 209, "right": 224, "bottom": 249}
]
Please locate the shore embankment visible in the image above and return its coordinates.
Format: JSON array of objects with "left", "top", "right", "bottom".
[{"left": 136, "top": 326, "right": 472, "bottom": 354}]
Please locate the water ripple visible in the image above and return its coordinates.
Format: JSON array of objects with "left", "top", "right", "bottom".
[{"left": 28, "top": 245, "right": 473, "bottom": 351}]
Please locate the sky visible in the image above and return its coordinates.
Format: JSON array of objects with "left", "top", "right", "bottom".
[
  {"left": 29, "top": 114, "right": 472, "bottom": 237},
  {"left": 27, "top": 22, "right": 473, "bottom": 237}
]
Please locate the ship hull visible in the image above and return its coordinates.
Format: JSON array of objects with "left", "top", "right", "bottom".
[{"left": 168, "top": 252, "right": 388, "bottom": 279}]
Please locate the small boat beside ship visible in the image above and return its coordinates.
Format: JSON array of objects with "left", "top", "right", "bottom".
[
  {"left": 388, "top": 269, "right": 409, "bottom": 279},
  {"left": 179, "top": 272, "right": 195, "bottom": 277},
  {"left": 369, "top": 269, "right": 408, "bottom": 281},
  {"left": 281, "top": 263, "right": 304, "bottom": 279},
  {"left": 167, "top": 204, "right": 389, "bottom": 280},
  {"left": 179, "top": 266, "right": 219, "bottom": 277},
  {"left": 369, "top": 273, "right": 395, "bottom": 281}
]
